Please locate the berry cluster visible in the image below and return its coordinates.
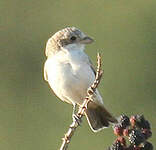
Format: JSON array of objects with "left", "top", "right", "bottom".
[{"left": 108, "top": 115, "right": 153, "bottom": 150}]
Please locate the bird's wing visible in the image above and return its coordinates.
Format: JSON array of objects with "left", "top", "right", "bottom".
[
  {"left": 88, "top": 58, "right": 96, "bottom": 76},
  {"left": 87, "top": 56, "right": 104, "bottom": 105}
]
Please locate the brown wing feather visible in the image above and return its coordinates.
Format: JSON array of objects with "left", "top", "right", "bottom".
[{"left": 88, "top": 58, "right": 96, "bottom": 76}]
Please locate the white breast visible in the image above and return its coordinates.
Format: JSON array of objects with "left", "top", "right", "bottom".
[{"left": 44, "top": 49, "right": 95, "bottom": 105}]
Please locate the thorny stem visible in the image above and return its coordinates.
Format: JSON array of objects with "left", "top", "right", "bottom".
[{"left": 60, "top": 53, "right": 103, "bottom": 150}]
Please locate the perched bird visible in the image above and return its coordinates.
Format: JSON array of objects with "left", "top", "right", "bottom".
[{"left": 44, "top": 27, "right": 117, "bottom": 132}]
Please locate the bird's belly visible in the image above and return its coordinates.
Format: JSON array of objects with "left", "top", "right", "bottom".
[{"left": 47, "top": 60, "right": 95, "bottom": 105}]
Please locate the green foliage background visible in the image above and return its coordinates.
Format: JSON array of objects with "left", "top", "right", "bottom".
[{"left": 1, "top": 0, "right": 156, "bottom": 149}]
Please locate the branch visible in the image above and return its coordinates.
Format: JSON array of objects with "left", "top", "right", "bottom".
[{"left": 60, "top": 53, "right": 103, "bottom": 150}]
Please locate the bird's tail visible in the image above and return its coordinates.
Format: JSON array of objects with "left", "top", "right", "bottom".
[{"left": 85, "top": 101, "right": 117, "bottom": 132}]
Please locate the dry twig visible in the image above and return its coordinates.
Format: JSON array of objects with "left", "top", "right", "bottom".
[{"left": 60, "top": 53, "right": 103, "bottom": 150}]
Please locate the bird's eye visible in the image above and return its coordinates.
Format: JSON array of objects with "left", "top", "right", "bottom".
[{"left": 70, "top": 36, "right": 76, "bottom": 41}]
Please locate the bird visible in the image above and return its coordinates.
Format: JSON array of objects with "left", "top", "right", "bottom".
[{"left": 44, "top": 27, "right": 117, "bottom": 132}]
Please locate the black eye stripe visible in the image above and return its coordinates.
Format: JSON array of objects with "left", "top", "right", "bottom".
[{"left": 70, "top": 36, "right": 76, "bottom": 41}]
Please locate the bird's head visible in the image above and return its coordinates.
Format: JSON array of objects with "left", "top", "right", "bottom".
[{"left": 45, "top": 27, "right": 94, "bottom": 57}]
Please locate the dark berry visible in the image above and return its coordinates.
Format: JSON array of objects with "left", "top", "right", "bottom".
[
  {"left": 116, "top": 137, "right": 126, "bottom": 146},
  {"left": 113, "top": 124, "right": 123, "bottom": 136},
  {"left": 130, "top": 116, "right": 137, "bottom": 127},
  {"left": 133, "top": 147, "right": 141, "bottom": 150},
  {"left": 123, "top": 129, "right": 130, "bottom": 136},
  {"left": 135, "top": 115, "right": 151, "bottom": 130},
  {"left": 125, "top": 145, "right": 134, "bottom": 150},
  {"left": 129, "top": 129, "right": 145, "bottom": 146},
  {"left": 110, "top": 141, "right": 124, "bottom": 150},
  {"left": 141, "top": 142, "right": 153, "bottom": 150},
  {"left": 142, "top": 129, "right": 152, "bottom": 139},
  {"left": 118, "top": 115, "right": 130, "bottom": 129}
]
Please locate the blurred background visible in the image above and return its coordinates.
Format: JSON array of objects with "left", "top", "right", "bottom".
[{"left": 0, "top": 0, "right": 156, "bottom": 149}]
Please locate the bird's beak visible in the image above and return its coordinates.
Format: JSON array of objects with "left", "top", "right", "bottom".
[{"left": 80, "top": 36, "right": 94, "bottom": 44}]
